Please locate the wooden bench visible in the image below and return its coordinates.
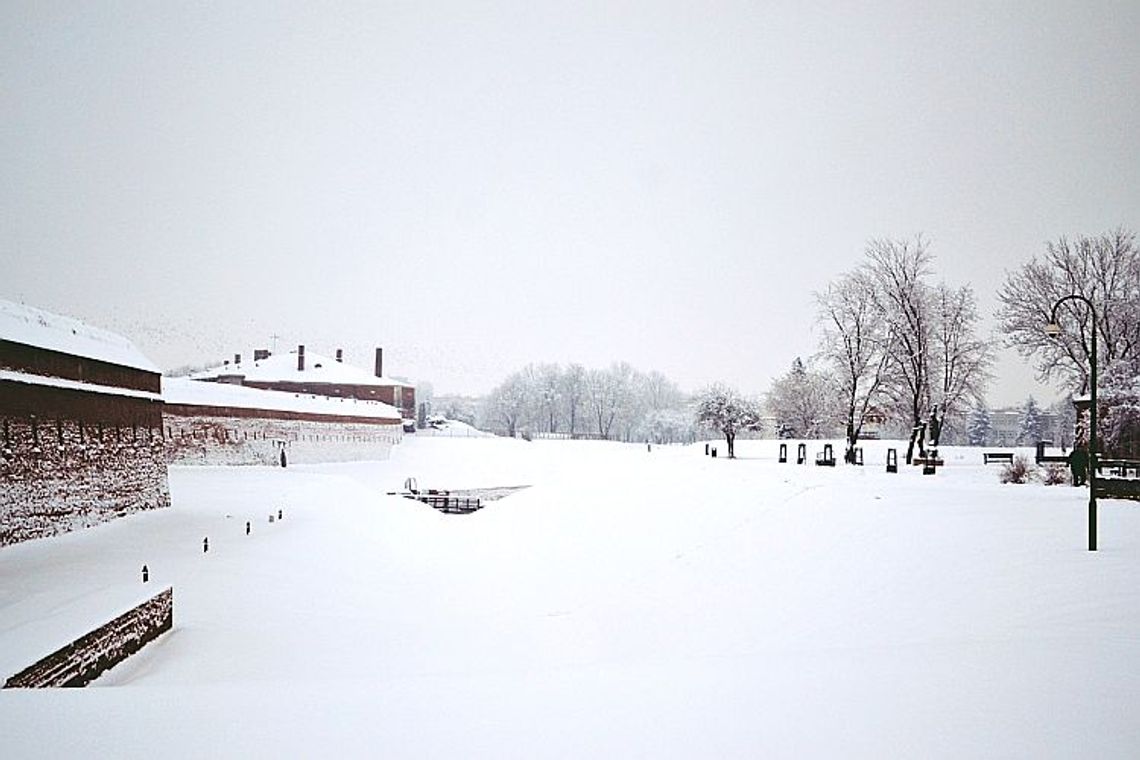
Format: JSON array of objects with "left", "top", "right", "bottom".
[
  {"left": 983, "top": 452, "right": 1014, "bottom": 465},
  {"left": 1094, "top": 477, "right": 1140, "bottom": 501},
  {"left": 1096, "top": 459, "right": 1140, "bottom": 478},
  {"left": 913, "top": 456, "right": 944, "bottom": 466}
]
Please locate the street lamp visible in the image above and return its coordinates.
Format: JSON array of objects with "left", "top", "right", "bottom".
[{"left": 1045, "top": 294, "right": 1098, "bottom": 551}]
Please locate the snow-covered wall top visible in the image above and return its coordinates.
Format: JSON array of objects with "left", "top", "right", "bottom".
[
  {"left": 163, "top": 377, "right": 401, "bottom": 420},
  {"left": 190, "top": 350, "right": 414, "bottom": 388},
  {"left": 0, "top": 297, "right": 157, "bottom": 373}
]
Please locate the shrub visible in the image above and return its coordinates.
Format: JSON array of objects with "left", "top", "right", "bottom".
[
  {"left": 999, "top": 455, "right": 1036, "bottom": 484},
  {"left": 1042, "top": 463, "right": 1070, "bottom": 486}
]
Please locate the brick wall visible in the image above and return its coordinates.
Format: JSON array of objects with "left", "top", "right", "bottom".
[
  {"left": 4, "top": 588, "right": 173, "bottom": 688},
  {"left": 164, "top": 410, "right": 402, "bottom": 466},
  {"left": 0, "top": 339, "right": 159, "bottom": 393},
  {"left": 1, "top": 381, "right": 170, "bottom": 547}
]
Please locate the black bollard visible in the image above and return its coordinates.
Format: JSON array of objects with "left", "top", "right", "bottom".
[
  {"left": 712, "top": 447, "right": 718, "bottom": 458},
  {"left": 141, "top": 564, "right": 149, "bottom": 583},
  {"left": 280, "top": 449, "right": 287, "bottom": 468},
  {"left": 203, "top": 537, "right": 209, "bottom": 553},
  {"left": 269, "top": 514, "right": 275, "bottom": 523},
  {"left": 245, "top": 521, "right": 251, "bottom": 535},
  {"left": 278, "top": 509, "right": 283, "bottom": 520},
  {"left": 705, "top": 443, "right": 710, "bottom": 456}
]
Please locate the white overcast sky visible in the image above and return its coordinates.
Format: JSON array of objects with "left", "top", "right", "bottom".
[{"left": 2, "top": 1, "right": 1137, "bottom": 405}]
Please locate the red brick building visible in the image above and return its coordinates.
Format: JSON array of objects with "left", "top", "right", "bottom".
[
  {"left": 191, "top": 345, "right": 416, "bottom": 420},
  {"left": 1, "top": 299, "right": 170, "bottom": 546}
]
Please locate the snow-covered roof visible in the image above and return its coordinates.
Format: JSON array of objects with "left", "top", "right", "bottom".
[
  {"left": 189, "top": 350, "right": 414, "bottom": 388},
  {"left": 0, "top": 297, "right": 158, "bottom": 373},
  {"left": 163, "top": 377, "right": 401, "bottom": 420}
]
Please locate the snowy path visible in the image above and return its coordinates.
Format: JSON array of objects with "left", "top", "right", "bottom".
[{"left": 2, "top": 438, "right": 1139, "bottom": 758}]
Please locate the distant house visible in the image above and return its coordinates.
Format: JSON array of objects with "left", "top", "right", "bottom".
[
  {"left": 190, "top": 345, "right": 416, "bottom": 420},
  {"left": 0, "top": 298, "right": 170, "bottom": 546}
]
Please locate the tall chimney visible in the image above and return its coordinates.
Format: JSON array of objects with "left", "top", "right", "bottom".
[
  {"left": 336, "top": 349, "right": 343, "bottom": 363},
  {"left": 234, "top": 353, "right": 241, "bottom": 365},
  {"left": 298, "top": 345, "right": 305, "bottom": 372},
  {"left": 374, "top": 347, "right": 383, "bottom": 378}
]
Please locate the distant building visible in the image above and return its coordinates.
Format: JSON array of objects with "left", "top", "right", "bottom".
[
  {"left": 0, "top": 298, "right": 170, "bottom": 546},
  {"left": 162, "top": 376, "right": 402, "bottom": 466},
  {"left": 190, "top": 345, "right": 416, "bottom": 420}
]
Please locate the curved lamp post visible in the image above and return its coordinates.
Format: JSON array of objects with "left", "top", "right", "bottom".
[{"left": 1044, "top": 295, "right": 1097, "bottom": 551}]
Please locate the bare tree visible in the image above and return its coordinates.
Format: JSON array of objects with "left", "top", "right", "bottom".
[
  {"left": 485, "top": 371, "right": 533, "bottom": 437},
  {"left": 586, "top": 363, "right": 634, "bottom": 439},
  {"left": 929, "top": 282, "right": 994, "bottom": 444},
  {"left": 865, "top": 236, "right": 936, "bottom": 429},
  {"left": 561, "top": 363, "right": 587, "bottom": 436},
  {"left": 816, "top": 270, "right": 895, "bottom": 462},
  {"left": 997, "top": 228, "right": 1140, "bottom": 393},
  {"left": 522, "top": 363, "right": 563, "bottom": 434}
]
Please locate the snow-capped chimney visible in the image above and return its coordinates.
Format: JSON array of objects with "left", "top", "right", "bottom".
[
  {"left": 336, "top": 349, "right": 343, "bottom": 363},
  {"left": 374, "top": 347, "right": 383, "bottom": 378},
  {"left": 297, "top": 345, "right": 305, "bottom": 372},
  {"left": 254, "top": 349, "right": 270, "bottom": 361},
  {"left": 234, "top": 353, "right": 241, "bottom": 365}
]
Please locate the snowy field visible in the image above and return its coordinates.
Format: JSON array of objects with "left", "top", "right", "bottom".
[{"left": 2, "top": 437, "right": 1139, "bottom": 758}]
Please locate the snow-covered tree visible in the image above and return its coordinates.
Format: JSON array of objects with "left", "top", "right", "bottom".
[
  {"left": 865, "top": 236, "right": 936, "bottom": 429},
  {"left": 966, "top": 402, "right": 991, "bottom": 446},
  {"left": 586, "top": 363, "right": 636, "bottom": 440},
  {"left": 521, "top": 363, "right": 562, "bottom": 434},
  {"left": 997, "top": 228, "right": 1140, "bottom": 395},
  {"left": 694, "top": 383, "right": 763, "bottom": 458},
  {"left": 1017, "top": 396, "right": 1044, "bottom": 445},
  {"left": 929, "top": 282, "right": 993, "bottom": 444},
  {"left": 561, "top": 363, "right": 587, "bottom": 437},
  {"left": 643, "top": 407, "right": 695, "bottom": 445},
  {"left": 858, "top": 236, "right": 992, "bottom": 442},
  {"left": 1047, "top": 396, "right": 1076, "bottom": 448},
  {"left": 816, "top": 269, "right": 895, "bottom": 462},
  {"left": 1101, "top": 357, "right": 1140, "bottom": 457},
  {"left": 766, "top": 358, "right": 839, "bottom": 439},
  {"left": 485, "top": 371, "right": 534, "bottom": 437}
]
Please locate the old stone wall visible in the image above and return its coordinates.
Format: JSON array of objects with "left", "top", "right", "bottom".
[
  {"left": 164, "top": 411, "right": 401, "bottom": 466},
  {"left": 4, "top": 588, "right": 173, "bottom": 688},
  {"left": 1, "top": 381, "right": 170, "bottom": 547}
]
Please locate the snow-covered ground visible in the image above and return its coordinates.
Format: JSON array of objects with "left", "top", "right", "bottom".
[{"left": 2, "top": 437, "right": 1138, "bottom": 758}]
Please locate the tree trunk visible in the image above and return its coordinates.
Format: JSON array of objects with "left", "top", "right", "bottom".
[{"left": 845, "top": 403, "right": 857, "bottom": 463}]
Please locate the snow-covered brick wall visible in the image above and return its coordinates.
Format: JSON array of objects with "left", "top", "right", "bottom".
[
  {"left": 163, "top": 377, "right": 401, "bottom": 420},
  {"left": 1, "top": 382, "right": 170, "bottom": 547},
  {"left": 164, "top": 413, "right": 402, "bottom": 466},
  {"left": 3, "top": 588, "right": 173, "bottom": 688}
]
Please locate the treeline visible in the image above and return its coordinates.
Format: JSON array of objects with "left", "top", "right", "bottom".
[{"left": 477, "top": 362, "right": 695, "bottom": 443}]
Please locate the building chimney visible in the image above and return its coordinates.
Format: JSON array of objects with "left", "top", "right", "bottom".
[
  {"left": 254, "top": 349, "right": 270, "bottom": 361},
  {"left": 374, "top": 347, "right": 383, "bottom": 378},
  {"left": 234, "top": 353, "right": 241, "bottom": 365},
  {"left": 298, "top": 345, "right": 305, "bottom": 372},
  {"left": 336, "top": 349, "right": 343, "bottom": 363}
]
